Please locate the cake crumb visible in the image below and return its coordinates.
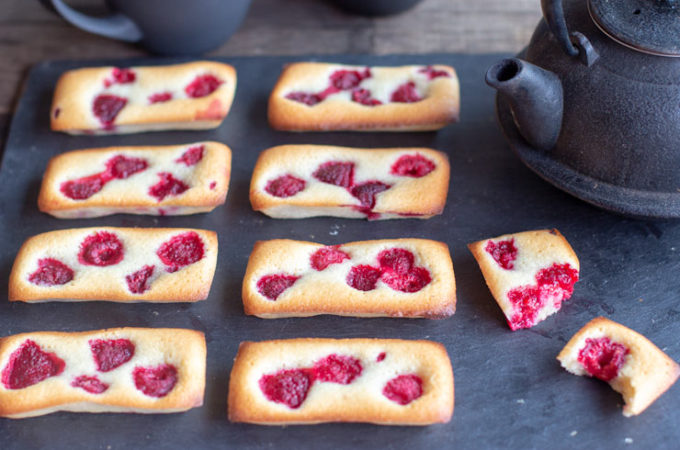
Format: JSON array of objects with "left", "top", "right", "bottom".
[{"left": 329, "top": 224, "right": 341, "bottom": 236}]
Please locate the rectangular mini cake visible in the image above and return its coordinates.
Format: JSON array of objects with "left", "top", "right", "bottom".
[
  {"left": 0, "top": 328, "right": 206, "bottom": 418},
  {"left": 228, "top": 338, "right": 454, "bottom": 425},
  {"left": 242, "top": 239, "right": 455, "bottom": 318},
  {"left": 268, "top": 62, "right": 459, "bottom": 131},
  {"left": 38, "top": 141, "right": 231, "bottom": 218},
  {"left": 51, "top": 61, "right": 236, "bottom": 134},
  {"left": 9, "top": 227, "right": 217, "bottom": 303},
  {"left": 250, "top": 145, "right": 450, "bottom": 220}
]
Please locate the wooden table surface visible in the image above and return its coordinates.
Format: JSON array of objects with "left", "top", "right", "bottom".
[{"left": 0, "top": 0, "right": 542, "bottom": 143}]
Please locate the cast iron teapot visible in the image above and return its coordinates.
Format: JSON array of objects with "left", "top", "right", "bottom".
[{"left": 486, "top": 0, "right": 680, "bottom": 218}]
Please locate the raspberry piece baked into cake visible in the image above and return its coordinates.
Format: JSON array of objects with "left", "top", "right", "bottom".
[
  {"left": 38, "top": 142, "right": 231, "bottom": 218},
  {"left": 468, "top": 229, "right": 580, "bottom": 330},
  {"left": 228, "top": 338, "right": 454, "bottom": 425},
  {"left": 250, "top": 145, "right": 450, "bottom": 220},
  {"left": 242, "top": 239, "right": 455, "bottom": 318},
  {"left": 557, "top": 317, "right": 679, "bottom": 416},
  {"left": 9, "top": 227, "right": 217, "bottom": 302},
  {"left": 268, "top": 62, "right": 459, "bottom": 131},
  {"left": 51, "top": 61, "right": 236, "bottom": 134},
  {"left": 0, "top": 328, "right": 205, "bottom": 418}
]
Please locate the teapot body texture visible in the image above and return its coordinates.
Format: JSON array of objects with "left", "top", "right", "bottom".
[{"left": 488, "top": 0, "right": 680, "bottom": 217}]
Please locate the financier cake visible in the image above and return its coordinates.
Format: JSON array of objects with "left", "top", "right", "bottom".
[
  {"left": 51, "top": 61, "right": 236, "bottom": 134},
  {"left": 557, "top": 317, "right": 680, "bottom": 417},
  {"left": 0, "top": 328, "right": 206, "bottom": 418},
  {"left": 242, "top": 238, "right": 456, "bottom": 318},
  {"left": 228, "top": 338, "right": 454, "bottom": 425},
  {"left": 250, "top": 145, "right": 450, "bottom": 220},
  {"left": 38, "top": 142, "right": 231, "bottom": 218},
  {"left": 468, "top": 229, "right": 580, "bottom": 330},
  {"left": 268, "top": 62, "right": 459, "bottom": 131},
  {"left": 9, "top": 227, "right": 217, "bottom": 303}
]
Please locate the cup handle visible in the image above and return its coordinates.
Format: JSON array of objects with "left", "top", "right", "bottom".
[{"left": 39, "top": 0, "right": 143, "bottom": 42}]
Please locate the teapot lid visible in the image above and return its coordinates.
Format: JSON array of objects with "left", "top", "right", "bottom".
[{"left": 589, "top": 0, "right": 680, "bottom": 56}]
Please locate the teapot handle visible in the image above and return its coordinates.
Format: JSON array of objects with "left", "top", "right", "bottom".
[{"left": 541, "top": 0, "right": 579, "bottom": 57}]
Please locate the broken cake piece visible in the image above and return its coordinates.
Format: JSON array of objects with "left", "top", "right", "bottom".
[
  {"left": 557, "top": 317, "right": 679, "bottom": 416},
  {"left": 468, "top": 229, "right": 579, "bottom": 330}
]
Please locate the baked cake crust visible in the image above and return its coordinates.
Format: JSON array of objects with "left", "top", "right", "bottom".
[
  {"left": 250, "top": 145, "right": 450, "bottom": 220},
  {"left": 0, "top": 328, "right": 206, "bottom": 418},
  {"left": 557, "top": 317, "right": 680, "bottom": 416},
  {"left": 9, "top": 227, "right": 217, "bottom": 303},
  {"left": 242, "top": 239, "right": 455, "bottom": 318},
  {"left": 38, "top": 141, "right": 231, "bottom": 218},
  {"left": 51, "top": 61, "right": 236, "bottom": 134},
  {"left": 468, "top": 229, "right": 580, "bottom": 330},
  {"left": 268, "top": 62, "right": 459, "bottom": 131},
  {"left": 228, "top": 338, "right": 454, "bottom": 425}
]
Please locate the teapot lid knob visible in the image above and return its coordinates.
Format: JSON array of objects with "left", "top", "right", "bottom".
[{"left": 589, "top": 0, "right": 680, "bottom": 56}]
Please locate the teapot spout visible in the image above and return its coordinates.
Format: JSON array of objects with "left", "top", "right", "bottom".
[{"left": 486, "top": 58, "right": 563, "bottom": 151}]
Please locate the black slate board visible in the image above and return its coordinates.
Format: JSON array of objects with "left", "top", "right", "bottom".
[{"left": 0, "top": 54, "right": 679, "bottom": 449}]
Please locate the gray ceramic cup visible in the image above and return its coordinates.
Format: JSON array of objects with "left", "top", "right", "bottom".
[{"left": 39, "top": 0, "right": 252, "bottom": 55}]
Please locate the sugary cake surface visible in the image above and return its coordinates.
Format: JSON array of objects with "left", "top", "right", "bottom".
[
  {"left": 38, "top": 141, "right": 231, "bottom": 218},
  {"left": 268, "top": 62, "right": 459, "bottom": 131},
  {"left": 9, "top": 227, "right": 217, "bottom": 302},
  {"left": 250, "top": 145, "right": 450, "bottom": 220},
  {"left": 51, "top": 61, "right": 236, "bottom": 134},
  {"left": 228, "top": 338, "right": 454, "bottom": 425},
  {"left": 557, "top": 317, "right": 680, "bottom": 417},
  {"left": 468, "top": 229, "right": 580, "bottom": 330},
  {"left": 0, "top": 328, "right": 206, "bottom": 418},
  {"left": 242, "top": 239, "right": 455, "bottom": 318}
]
